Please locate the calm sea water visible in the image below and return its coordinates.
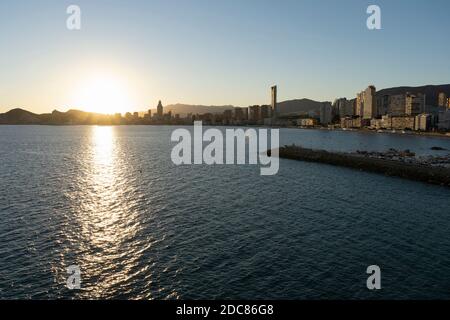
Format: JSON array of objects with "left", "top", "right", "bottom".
[{"left": 0, "top": 125, "right": 450, "bottom": 299}]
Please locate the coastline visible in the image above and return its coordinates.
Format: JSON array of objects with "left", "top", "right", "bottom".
[{"left": 1, "top": 123, "right": 450, "bottom": 139}]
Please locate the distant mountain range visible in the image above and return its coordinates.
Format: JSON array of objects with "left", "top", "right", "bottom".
[
  {"left": 0, "top": 109, "right": 118, "bottom": 125},
  {"left": 1, "top": 84, "right": 449, "bottom": 124}
]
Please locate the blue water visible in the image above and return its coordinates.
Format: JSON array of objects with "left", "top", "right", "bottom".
[{"left": 0, "top": 125, "right": 450, "bottom": 299}]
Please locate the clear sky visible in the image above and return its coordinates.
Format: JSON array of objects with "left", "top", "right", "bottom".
[{"left": 0, "top": 0, "right": 449, "bottom": 114}]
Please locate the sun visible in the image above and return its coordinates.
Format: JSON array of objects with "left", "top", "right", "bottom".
[{"left": 71, "top": 74, "right": 134, "bottom": 114}]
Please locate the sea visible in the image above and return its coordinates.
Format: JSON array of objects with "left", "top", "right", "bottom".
[{"left": 1, "top": 125, "right": 450, "bottom": 299}]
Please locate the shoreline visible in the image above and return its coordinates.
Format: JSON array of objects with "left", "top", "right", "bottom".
[{"left": 1, "top": 123, "right": 450, "bottom": 139}]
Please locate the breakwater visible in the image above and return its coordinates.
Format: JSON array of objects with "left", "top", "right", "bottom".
[{"left": 276, "top": 145, "right": 450, "bottom": 187}]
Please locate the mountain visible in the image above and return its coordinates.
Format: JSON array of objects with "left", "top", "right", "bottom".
[
  {"left": 0, "top": 108, "right": 42, "bottom": 124},
  {"left": 0, "top": 108, "right": 116, "bottom": 125},
  {"left": 377, "top": 84, "right": 450, "bottom": 105},
  {"left": 149, "top": 104, "right": 236, "bottom": 116}
]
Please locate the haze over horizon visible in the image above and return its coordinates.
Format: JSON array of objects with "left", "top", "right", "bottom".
[{"left": 1, "top": 0, "right": 450, "bottom": 114}]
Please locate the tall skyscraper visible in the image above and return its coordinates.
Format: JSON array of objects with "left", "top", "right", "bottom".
[
  {"left": 157, "top": 100, "right": 163, "bottom": 117},
  {"left": 320, "top": 102, "right": 333, "bottom": 125},
  {"left": 271, "top": 86, "right": 277, "bottom": 117},
  {"left": 356, "top": 85, "right": 377, "bottom": 119},
  {"left": 356, "top": 92, "right": 364, "bottom": 117},
  {"left": 363, "top": 85, "right": 377, "bottom": 119}
]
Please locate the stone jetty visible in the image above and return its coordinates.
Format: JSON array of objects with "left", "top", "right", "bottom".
[{"left": 275, "top": 145, "right": 450, "bottom": 187}]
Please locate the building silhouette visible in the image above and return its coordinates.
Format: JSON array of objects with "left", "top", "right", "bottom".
[
  {"left": 157, "top": 100, "right": 163, "bottom": 118},
  {"left": 271, "top": 86, "right": 277, "bottom": 117}
]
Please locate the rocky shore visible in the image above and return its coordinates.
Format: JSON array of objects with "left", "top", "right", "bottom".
[{"left": 275, "top": 145, "right": 450, "bottom": 187}]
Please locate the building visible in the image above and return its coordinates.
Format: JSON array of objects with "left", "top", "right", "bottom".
[
  {"left": 143, "top": 109, "right": 152, "bottom": 122},
  {"left": 157, "top": 100, "right": 163, "bottom": 118},
  {"left": 376, "top": 95, "right": 389, "bottom": 116},
  {"left": 248, "top": 105, "right": 261, "bottom": 122},
  {"left": 233, "top": 107, "right": 245, "bottom": 122},
  {"left": 405, "top": 93, "right": 425, "bottom": 116},
  {"left": 260, "top": 105, "right": 271, "bottom": 119},
  {"left": 271, "top": 86, "right": 277, "bottom": 117},
  {"left": 438, "top": 92, "right": 448, "bottom": 108},
  {"left": 334, "top": 98, "right": 354, "bottom": 118},
  {"left": 363, "top": 86, "right": 377, "bottom": 119},
  {"left": 388, "top": 94, "right": 406, "bottom": 116},
  {"left": 415, "top": 114, "right": 431, "bottom": 131},
  {"left": 370, "top": 118, "right": 383, "bottom": 130},
  {"left": 341, "top": 117, "right": 363, "bottom": 128},
  {"left": 297, "top": 118, "right": 318, "bottom": 127},
  {"left": 355, "top": 86, "right": 377, "bottom": 119},
  {"left": 391, "top": 116, "right": 416, "bottom": 130},
  {"left": 438, "top": 110, "right": 450, "bottom": 131},
  {"left": 223, "top": 109, "right": 233, "bottom": 124},
  {"left": 319, "top": 102, "right": 333, "bottom": 125},
  {"left": 356, "top": 92, "right": 364, "bottom": 117}
]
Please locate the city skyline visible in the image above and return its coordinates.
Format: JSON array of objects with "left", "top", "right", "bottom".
[{"left": 1, "top": 0, "right": 450, "bottom": 114}]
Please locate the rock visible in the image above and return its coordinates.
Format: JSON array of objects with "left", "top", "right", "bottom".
[{"left": 431, "top": 146, "right": 447, "bottom": 151}]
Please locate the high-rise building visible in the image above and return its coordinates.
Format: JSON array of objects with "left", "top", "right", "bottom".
[
  {"left": 388, "top": 94, "right": 406, "bottom": 116},
  {"left": 334, "top": 98, "right": 355, "bottom": 118},
  {"left": 271, "top": 86, "right": 277, "bottom": 117},
  {"left": 356, "top": 92, "right": 364, "bottom": 117},
  {"left": 377, "top": 95, "right": 389, "bottom": 116},
  {"left": 260, "top": 105, "right": 271, "bottom": 119},
  {"left": 157, "top": 100, "right": 163, "bottom": 117},
  {"left": 438, "top": 92, "right": 448, "bottom": 108},
  {"left": 405, "top": 93, "right": 425, "bottom": 116},
  {"left": 248, "top": 105, "right": 261, "bottom": 122},
  {"left": 233, "top": 107, "right": 245, "bottom": 121},
  {"left": 355, "top": 86, "right": 377, "bottom": 119},
  {"left": 363, "top": 85, "right": 376, "bottom": 119},
  {"left": 320, "top": 102, "right": 333, "bottom": 125}
]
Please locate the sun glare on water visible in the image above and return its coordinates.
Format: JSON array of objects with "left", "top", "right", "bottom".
[{"left": 71, "top": 74, "right": 134, "bottom": 114}]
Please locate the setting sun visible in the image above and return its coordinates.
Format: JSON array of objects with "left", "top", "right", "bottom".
[{"left": 71, "top": 74, "right": 134, "bottom": 114}]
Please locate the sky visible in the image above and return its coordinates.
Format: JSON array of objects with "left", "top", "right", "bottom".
[{"left": 0, "top": 0, "right": 449, "bottom": 114}]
